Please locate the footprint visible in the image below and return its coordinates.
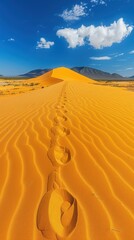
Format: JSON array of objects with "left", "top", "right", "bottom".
[
  {"left": 51, "top": 126, "right": 70, "bottom": 137},
  {"left": 54, "top": 115, "right": 67, "bottom": 124},
  {"left": 47, "top": 145, "right": 71, "bottom": 167},
  {"left": 37, "top": 189, "right": 78, "bottom": 239},
  {"left": 37, "top": 190, "right": 58, "bottom": 240},
  {"left": 63, "top": 110, "right": 67, "bottom": 113}
]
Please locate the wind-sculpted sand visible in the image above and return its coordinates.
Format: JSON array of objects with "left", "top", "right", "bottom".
[{"left": 0, "top": 67, "right": 134, "bottom": 240}]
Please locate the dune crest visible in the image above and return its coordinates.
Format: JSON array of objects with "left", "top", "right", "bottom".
[
  {"left": 0, "top": 67, "right": 134, "bottom": 240},
  {"left": 51, "top": 67, "right": 94, "bottom": 82}
]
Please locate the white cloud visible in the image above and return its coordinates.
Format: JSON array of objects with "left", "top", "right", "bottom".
[
  {"left": 57, "top": 28, "right": 85, "bottom": 48},
  {"left": 90, "top": 0, "right": 98, "bottom": 4},
  {"left": 57, "top": 18, "right": 133, "bottom": 49},
  {"left": 114, "top": 53, "right": 124, "bottom": 57},
  {"left": 90, "top": 0, "right": 107, "bottom": 6},
  {"left": 36, "top": 37, "right": 54, "bottom": 49},
  {"left": 90, "top": 0, "right": 98, "bottom": 2},
  {"left": 90, "top": 56, "right": 111, "bottom": 60},
  {"left": 59, "top": 3, "right": 87, "bottom": 21},
  {"left": 100, "top": 0, "right": 107, "bottom": 5},
  {"left": 129, "top": 50, "right": 134, "bottom": 54},
  {"left": 8, "top": 38, "right": 15, "bottom": 41},
  {"left": 126, "top": 67, "right": 133, "bottom": 70}
]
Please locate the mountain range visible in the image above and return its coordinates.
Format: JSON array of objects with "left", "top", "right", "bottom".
[
  {"left": 71, "top": 67, "right": 127, "bottom": 80},
  {"left": 0, "top": 67, "right": 134, "bottom": 80},
  {"left": 20, "top": 69, "right": 50, "bottom": 78},
  {"left": 19, "top": 67, "right": 133, "bottom": 80}
]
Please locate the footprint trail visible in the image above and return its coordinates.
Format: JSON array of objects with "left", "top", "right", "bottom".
[{"left": 37, "top": 83, "right": 78, "bottom": 239}]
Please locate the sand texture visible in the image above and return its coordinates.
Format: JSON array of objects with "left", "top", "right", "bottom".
[{"left": 0, "top": 67, "right": 134, "bottom": 240}]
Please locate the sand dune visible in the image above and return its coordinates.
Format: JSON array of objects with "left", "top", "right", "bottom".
[{"left": 0, "top": 67, "right": 134, "bottom": 240}]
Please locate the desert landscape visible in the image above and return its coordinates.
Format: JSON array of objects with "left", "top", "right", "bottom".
[{"left": 0, "top": 67, "right": 134, "bottom": 240}]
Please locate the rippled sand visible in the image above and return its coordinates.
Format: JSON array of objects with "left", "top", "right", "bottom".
[{"left": 0, "top": 67, "right": 134, "bottom": 240}]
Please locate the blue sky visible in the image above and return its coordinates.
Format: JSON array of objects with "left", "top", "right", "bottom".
[{"left": 0, "top": 0, "right": 134, "bottom": 76}]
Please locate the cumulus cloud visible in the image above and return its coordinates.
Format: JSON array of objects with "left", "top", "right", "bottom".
[
  {"left": 57, "top": 28, "right": 85, "bottom": 48},
  {"left": 36, "top": 37, "right": 54, "bottom": 49},
  {"left": 57, "top": 18, "right": 133, "bottom": 49},
  {"left": 8, "top": 38, "right": 15, "bottom": 41},
  {"left": 90, "top": 56, "right": 111, "bottom": 60},
  {"left": 59, "top": 3, "right": 87, "bottom": 21},
  {"left": 129, "top": 50, "right": 134, "bottom": 54}
]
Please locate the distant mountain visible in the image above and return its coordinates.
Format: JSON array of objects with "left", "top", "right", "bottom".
[
  {"left": 130, "top": 75, "right": 134, "bottom": 79},
  {"left": 19, "top": 67, "right": 131, "bottom": 80},
  {"left": 72, "top": 67, "right": 125, "bottom": 80},
  {"left": 19, "top": 69, "right": 50, "bottom": 78}
]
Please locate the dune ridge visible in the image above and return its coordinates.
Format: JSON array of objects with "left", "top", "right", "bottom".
[{"left": 0, "top": 67, "right": 134, "bottom": 240}]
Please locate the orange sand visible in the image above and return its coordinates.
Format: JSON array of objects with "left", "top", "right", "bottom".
[{"left": 0, "top": 67, "right": 134, "bottom": 240}]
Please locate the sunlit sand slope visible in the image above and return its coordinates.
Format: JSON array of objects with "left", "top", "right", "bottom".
[
  {"left": 51, "top": 67, "right": 93, "bottom": 82},
  {"left": 0, "top": 68, "right": 134, "bottom": 240}
]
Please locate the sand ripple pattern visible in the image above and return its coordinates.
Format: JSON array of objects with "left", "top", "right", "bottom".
[{"left": 0, "top": 74, "right": 134, "bottom": 240}]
